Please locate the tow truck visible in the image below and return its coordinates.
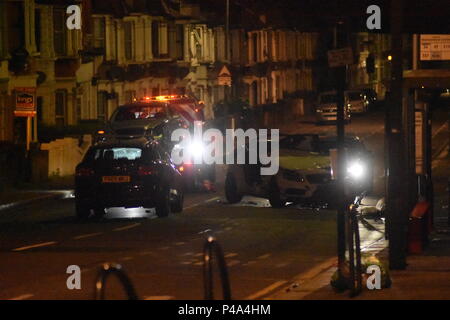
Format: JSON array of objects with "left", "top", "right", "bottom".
[{"left": 94, "top": 95, "right": 214, "bottom": 191}]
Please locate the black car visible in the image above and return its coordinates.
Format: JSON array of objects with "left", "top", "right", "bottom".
[{"left": 75, "top": 139, "right": 184, "bottom": 220}]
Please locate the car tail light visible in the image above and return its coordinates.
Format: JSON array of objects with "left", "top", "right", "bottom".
[
  {"left": 76, "top": 167, "right": 94, "bottom": 177},
  {"left": 138, "top": 165, "right": 154, "bottom": 176}
]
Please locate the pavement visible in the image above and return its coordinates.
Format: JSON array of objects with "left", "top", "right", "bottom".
[
  {"left": 0, "top": 190, "right": 70, "bottom": 212},
  {"left": 268, "top": 146, "right": 450, "bottom": 300}
]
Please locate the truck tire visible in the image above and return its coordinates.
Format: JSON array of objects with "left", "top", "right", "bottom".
[
  {"left": 75, "top": 202, "right": 91, "bottom": 220},
  {"left": 155, "top": 187, "right": 171, "bottom": 218},
  {"left": 269, "top": 178, "right": 286, "bottom": 208},
  {"left": 225, "top": 173, "right": 243, "bottom": 204}
]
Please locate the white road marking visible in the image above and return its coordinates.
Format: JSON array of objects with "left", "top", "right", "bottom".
[
  {"left": 224, "top": 227, "right": 233, "bottom": 231},
  {"left": 13, "top": 241, "right": 57, "bottom": 252},
  {"left": 224, "top": 252, "right": 238, "bottom": 258},
  {"left": 227, "top": 260, "right": 240, "bottom": 267},
  {"left": 275, "top": 262, "right": 290, "bottom": 268},
  {"left": 257, "top": 253, "right": 271, "bottom": 260},
  {"left": 139, "top": 251, "right": 153, "bottom": 256},
  {"left": 245, "top": 280, "right": 288, "bottom": 300},
  {"left": 174, "top": 242, "right": 186, "bottom": 246},
  {"left": 144, "top": 295, "right": 174, "bottom": 300},
  {"left": 73, "top": 232, "right": 103, "bottom": 240},
  {"left": 243, "top": 260, "right": 257, "bottom": 266},
  {"left": 180, "top": 261, "right": 193, "bottom": 265},
  {"left": 157, "top": 246, "right": 170, "bottom": 250},
  {"left": 9, "top": 294, "right": 34, "bottom": 300},
  {"left": 121, "top": 256, "right": 133, "bottom": 261},
  {"left": 184, "top": 196, "right": 221, "bottom": 210},
  {"left": 113, "top": 223, "right": 141, "bottom": 232}
]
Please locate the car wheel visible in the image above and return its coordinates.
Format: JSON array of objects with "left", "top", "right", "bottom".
[
  {"left": 268, "top": 178, "right": 286, "bottom": 208},
  {"left": 225, "top": 173, "right": 243, "bottom": 204},
  {"left": 171, "top": 190, "right": 184, "bottom": 213},
  {"left": 93, "top": 207, "right": 106, "bottom": 219},
  {"left": 75, "top": 202, "right": 91, "bottom": 220},
  {"left": 155, "top": 186, "right": 171, "bottom": 218}
]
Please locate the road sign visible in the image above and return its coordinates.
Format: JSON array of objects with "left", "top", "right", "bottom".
[
  {"left": 14, "top": 87, "right": 36, "bottom": 117},
  {"left": 415, "top": 108, "right": 424, "bottom": 175},
  {"left": 327, "top": 47, "right": 353, "bottom": 68},
  {"left": 420, "top": 34, "right": 450, "bottom": 61},
  {"left": 218, "top": 65, "right": 232, "bottom": 86}
]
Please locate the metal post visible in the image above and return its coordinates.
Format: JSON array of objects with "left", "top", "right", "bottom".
[
  {"left": 26, "top": 116, "right": 31, "bottom": 151},
  {"left": 387, "top": 0, "right": 408, "bottom": 270},
  {"left": 333, "top": 22, "right": 347, "bottom": 281},
  {"left": 225, "top": 0, "right": 230, "bottom": 63}
]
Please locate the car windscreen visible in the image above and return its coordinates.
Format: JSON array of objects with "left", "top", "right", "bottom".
[
  {"left": 319, "top": 94, "right": 337, "bottom": 104},
  {"left": 85, "top": 147, "right": 143, "bottom": 162},
  {"left": 316, "top": 139, "right": 366, "bottom": 155},
  {"left": 112, "top": 104, "right": 166, "bottom": 121},
  {"left": 280, "top": 136, "right": 318, "bottom": 152}
]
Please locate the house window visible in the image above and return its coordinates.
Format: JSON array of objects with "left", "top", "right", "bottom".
[
  {"left": 152, "top": 21, "right": 159, "bottom": 57},
  {"left": 93, "top": 17, "right": 106, "bottom": 49},
  {"left": 97, "top": 91, "right": 108, "bottom": 122},
  {"left": 76, "top": 97, "right": 81, "bottom": 122},
  {"left": 175, "top": 24, "right": 184, "bottom": 60},
  {"left": 124, "top": 90, "right": 136, "bottom": 104},
  {"left": 252, "top": 33, "right": 258, "bottom": 63},
  {"left": 35, "top": 9, "right": 41, "bottom": 53},
  {"left": 55, "top": 90, "right": 67, "bottom": 127},
  {"left": 124, "top": 21, "right": 134, "bottom": 60},
  {"left": 37, "top": 97, "right": 43, "bottom": 123},
  {"left": 6, "top": 1, "right": 25, "bottom": 52},
  {"left": 53, "top": 9, "right": 66, "bottom": 56},
  {"left": 152, "top": 21, "right": 168, "bottom": 58}
]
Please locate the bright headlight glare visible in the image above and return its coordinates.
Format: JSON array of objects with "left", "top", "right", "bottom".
[
  {"left": 188, "top": 141, "right": 204, "bottom": 155},
  {"left": 347, "top": 162, "right": 365, "bottom": 179}
]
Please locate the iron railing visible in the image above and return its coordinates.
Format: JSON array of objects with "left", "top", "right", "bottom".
[
  {"left": 203, "top": 236, "right": 232, "bottom": 300},
  {"left": 94, "top": 263, "right": 139, "bottom": 300},
  {"left": 347, "top": 193, "right": 364, "bottom": 297}
]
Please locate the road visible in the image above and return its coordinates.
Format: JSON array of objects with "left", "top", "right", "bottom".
[{"left": 0, "top": 104, "right": 447, "bottom": 300}]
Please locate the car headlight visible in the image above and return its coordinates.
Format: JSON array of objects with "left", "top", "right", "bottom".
[
  {"left": 347, "top": 161, "right": 365, "bottom": 180},
  {"left": 188, "top": 141, "right": 205, "bottom": 155}
]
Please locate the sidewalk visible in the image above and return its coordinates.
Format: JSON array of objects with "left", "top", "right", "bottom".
[
  {"left": 269, "top": 147, "right": 450, "bottom": 300},
  {"left": 0, "top": 189, "right": 69, "bottom": 212}
]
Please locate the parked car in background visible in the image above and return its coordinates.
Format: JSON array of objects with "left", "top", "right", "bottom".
[
  {"left": 361, "top": 88, "right": 378, "bottom": 106},
  {"left": 315, "top": 91, "right": 351, "bottom": 124},
  {"left": 345, "top": 90, "right": 370, "bottom": 114},
  {"left": 225, "top": 135, "right": 335, "bottom": 208}
]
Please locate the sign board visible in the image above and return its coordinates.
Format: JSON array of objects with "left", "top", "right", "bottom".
[
  {"left": 420, "top": 34, "right": 450, "bottom": 61},
  {"left": 218, "top": 65, "right": 232, "bottom": 86},
  {"left": 415, "top": 106, "right": 425, "bottom": 175},
  {"left": 327, "top": 47, "right": 353, "bottom": 68},
  {"left": 14, "top": 87, "right": 36, "bottom": 117}
]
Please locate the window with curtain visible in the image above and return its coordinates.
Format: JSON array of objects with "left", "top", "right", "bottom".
[
  {"left": 124, "top": 21, "right": 134, "bottom": 60},
  {"left": 97, "top": 91, "right": 108, "bottom": 122},
  {"left": 93, "top": 17, "right": 106, "bottom": 49},
  {"left": 53, "top": 9, "right": 66, "bottom": 56},
  {"left": 55, "top": 90, "right": 67, "bottom": 127}
]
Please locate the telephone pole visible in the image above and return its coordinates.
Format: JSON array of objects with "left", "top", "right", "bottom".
[{"left": 387, "top": 0, "right": 408, "bottom": 270}]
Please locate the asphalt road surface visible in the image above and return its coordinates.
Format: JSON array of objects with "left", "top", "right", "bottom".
[{"left": 0, "top": 104, "right": 447, "bottom": 300}]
